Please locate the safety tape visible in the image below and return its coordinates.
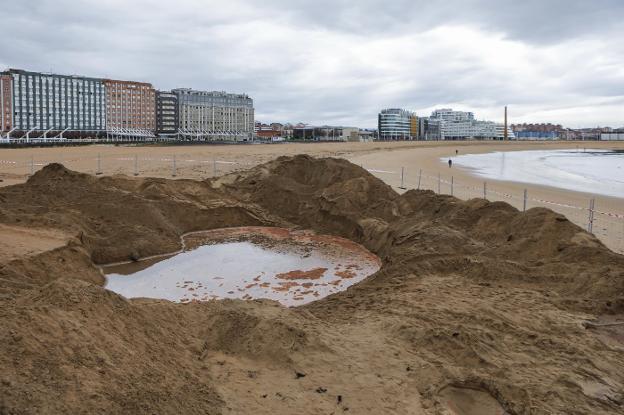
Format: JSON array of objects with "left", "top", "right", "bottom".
[{"left": 366, "top": 168, "right": 396, "bottom": 174}]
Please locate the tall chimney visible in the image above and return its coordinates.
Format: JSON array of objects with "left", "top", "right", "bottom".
[{"left": 504, "top": 106, "right": 508, "bottom": 140}]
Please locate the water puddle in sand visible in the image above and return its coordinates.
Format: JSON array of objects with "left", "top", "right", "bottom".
[{"left": 103, "top": 227, "right": 381, "bottom": 306}]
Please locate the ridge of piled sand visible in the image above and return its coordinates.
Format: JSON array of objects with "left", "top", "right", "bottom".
[{"left": 0, "top": 155, "right": 623, "bottom": 414}]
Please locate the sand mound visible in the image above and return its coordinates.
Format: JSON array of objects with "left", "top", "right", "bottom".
[
  {"left": 1, "top": 155, "right": 623, "bottom": 414},
  {"left": 214, "top": 155, "right": 403, "bottom": 237}
]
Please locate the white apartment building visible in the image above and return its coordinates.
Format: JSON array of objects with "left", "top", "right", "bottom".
[
  {"left": 429, "top": 108, "right": 514, "bottom": 140},
  {"left": 173, "top": 89, "right": 254, "bottom": 141}
]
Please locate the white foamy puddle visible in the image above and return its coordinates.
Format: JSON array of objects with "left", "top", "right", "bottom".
[{"left": 103, "top": 227, "right": 381, "bottom": 306}]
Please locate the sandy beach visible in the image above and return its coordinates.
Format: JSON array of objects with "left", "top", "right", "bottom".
[
  {"left": 1, "top": 155, "right": 623, "bottom": 414},
  {"left": 348, "top": 141, "right": 624, "bottom": 252},
  {"left": 2, "top": 140, "right": 623, "bottom": 252}
]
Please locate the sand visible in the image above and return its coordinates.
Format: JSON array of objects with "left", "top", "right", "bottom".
[
  {"left": 1, "top": 156, "right": 623, "bottom": 414},
  {"left": 1, "top": 140, "right": 622, "bottom": 253},
  {"left": 0, "top": 224, "right": 70, "bottom": 263},
  {"left": 348, "top": 141, "right": 624, "bottom": 253},
  {"left": 1, "top": 140, "right": 622, "bottom": 186}
]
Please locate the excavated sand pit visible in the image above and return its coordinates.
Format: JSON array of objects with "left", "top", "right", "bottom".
[
  {"left": 103, "top": 227, "right": 381, "bottom": 306},
  {"left": 1, "top": 155, "right": 624, "bottom": 414}
]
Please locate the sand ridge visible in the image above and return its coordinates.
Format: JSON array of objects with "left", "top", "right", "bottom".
[
  {"left": 0, "top": 155, "right": 623, "bottom": 414},
  {"left": 0, "top": 223, "right": 70, "bottom": 263}
]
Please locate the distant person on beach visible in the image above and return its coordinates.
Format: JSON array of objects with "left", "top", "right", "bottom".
[
  {"left": 455, "top": 149, "right": 458, "bottom": 155},
  {"left": 448, "top": 159, "right": 452, "bottom": 168}
]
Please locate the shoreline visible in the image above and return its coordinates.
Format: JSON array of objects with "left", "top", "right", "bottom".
[
  {"left": 449, "top": 148, "right": 624, "bottom": 201},
  {"left": 347, "top": 141, "right": 624, "bottom": 203},
  {"left": 347, "top": 141, "right": 624, "bottom": 253}
]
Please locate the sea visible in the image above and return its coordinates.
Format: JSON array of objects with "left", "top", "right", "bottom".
[{"left": 450, "top": 149, "right": 624, "bottom": 198}]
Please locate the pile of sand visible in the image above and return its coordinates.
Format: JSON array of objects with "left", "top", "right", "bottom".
[{"left": 0, "top": 155, "right": 623, "bottom": 414}]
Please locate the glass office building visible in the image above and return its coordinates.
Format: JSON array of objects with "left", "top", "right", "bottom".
[
  {"left": 378, "top": 108, "right": 415, "bottom": 140},
  {"left": 3, "top": 69, "right": 106, "bottom": 132}
]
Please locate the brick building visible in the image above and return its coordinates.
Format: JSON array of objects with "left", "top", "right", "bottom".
[
  {"left": 103, "top": 79, "right": 156, "bottom": 133},
  {"left": 255, "top": 122, "right": 281, "bottom": 139},
  {"left": 0, "top": 74, "right": 12, "bottom": 133}
]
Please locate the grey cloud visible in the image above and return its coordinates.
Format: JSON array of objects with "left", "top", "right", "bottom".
[
  {"left": 260, "top": 0, "right": 624, "bottom": 43},
  {"left": 0, "top": 0, "right": 623, "bottom": 128}
]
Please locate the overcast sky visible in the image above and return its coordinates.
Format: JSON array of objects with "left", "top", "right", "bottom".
[{"left": 1, "top": 0, "right": 623, "bottom": 128}]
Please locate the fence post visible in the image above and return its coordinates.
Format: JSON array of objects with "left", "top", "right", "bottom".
[
  {"left": 451, "top": 176, "right": 454, "bottom": 196},
  {"left": 399, "top": 166, "right": 405, "bottom": 189},
  {"left": 588, "top": 198, "right": 595, "bottom": 233},
  {"left": 172, "top": 155, "right": 177, "bottom": 177},
  {"left": 30, "top": 155, "right": 34, "bottom": 176},
  {"left": 523, "top": 189, "right": 527, "bottom": 212},
  {"left": 437, "top": 173, "right": 441, "bottom": 194},
  {"left": 213, "top": 159, "right": 217, "bottom": 176},
  {"left": 417, "top": 169, "right": 422, "bottom": 190},
  {"left": 96, "top": 153, "right": 102, "bottom": 175},
  {"left": 134, "top": 154, "right": 138, "bottom": 176},
  {"left": 483, "top": 181, "right": 487, "bottom": 200}
]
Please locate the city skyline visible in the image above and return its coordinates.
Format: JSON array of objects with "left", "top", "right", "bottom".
[{"left": 1, "top": 0, "right": 623, "bottom": 129}]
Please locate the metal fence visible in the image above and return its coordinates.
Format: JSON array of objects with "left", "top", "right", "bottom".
[
  {"left": 363, "top": 166, "right": 624, "bottom": 255},
  {"left": 0, "top": 152, "right": 251, "bottom": 180},
  {"left": 0, "top": 153, "right": 622, "bottom": 254}
]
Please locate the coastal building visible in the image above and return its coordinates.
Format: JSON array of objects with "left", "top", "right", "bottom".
[
  {"left": 600, "top": 132, "right": 624, "bottom": 141},
  {"left": 378, "top": 108, "right": 416, "bottom": 140},
  {"left": 292, "top": 125, "right": 358, "bottom": 141},
  {"left": 429, "top": 108, "right": 514, "bottom": 140},
  {"left": 155, "top": 91, "right": 179, "bottom": 135},
  {"left": 559, "top": 128, "right": 611, "bottom": 141},
  {"left": 576, "top": 128, "right": 604, "bottom": 140},
  {"left": 1, "top": 68, "right": 106, "bottom": 135},
  {"left": 429, "top": 109, "right": 476, "bottom": 139},
  {"left": 173, "top": 89, "right": 254, "bottom": 141},
  {"left": 103, "top": 79, "right": 156, "bottom": 137},
  {"left": 270, "top": 122, "right": 284, "bottom": 133},
  {"left": 410, "top": 114, "right": 419, "bottom": 138},
  {"left": 493, "top": 123, "right": 516, "bottom": 140},
  {"left": 357, "top": 129, "right": 375, "bottom": 142},
  {"left": 514, "top": 131, "right": 558, "bottom": 140},
  {"left": 255, "top": 122, "right": 282, "bottom": 139},
  {"left": 281, "top": 123, "right": 295, "bottom": 138},
  {"left": 417, "top": 117, "right": 442, "bottom": 140},
  {"left": 341, "top": 127, "right": 360, "bottom": 141},
  {"left": 512, "top": 123, "right": 562, "bottom": 133},
  {"left": 512, "top": 123, "right": 561, "bottom": 140},
  {"left": 0, "top": 74, "right": 12, "bottom": 134}
]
